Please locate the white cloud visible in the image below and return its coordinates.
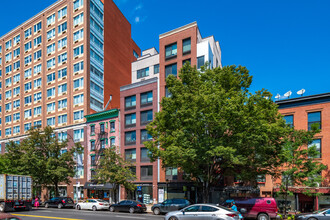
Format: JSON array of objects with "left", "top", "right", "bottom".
[
  {"left": 134, "top": 3, "right": 143, "bottom": 11},
  {"left": 134, "top": 16, "right": 140, "bottom": 23}
]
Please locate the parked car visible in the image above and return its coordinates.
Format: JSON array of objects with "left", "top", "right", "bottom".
[
  {"left": 76, "top": 199, "right": 110, "bottom": 211},
  {"left": 0, "top": 213, "right": 21, "bottom": 220},
  {"left": 296, "top": 208, "right": 330, "bottom": 220},
  {"left": 44, "top": 197, "right": 75, "bottom": 209},
  {"left": 165, "top": 204, "right": 240, "bottom": 220},
  {"left": 223, "top": 197, "right": 279, "bottom": 220},
  {"left": 109, "top": 200, "right": 147, "bottom": 213},
  {"left": 152, "top": 199, "right": 191, "bottom": 215}
]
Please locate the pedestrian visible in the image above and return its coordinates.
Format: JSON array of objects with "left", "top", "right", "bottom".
[
  {"left": 231, "top": 201, "right": 243, "bottom": 219},
  {"left": 35, "top": 196, "right": 40, "bottom": 209}
]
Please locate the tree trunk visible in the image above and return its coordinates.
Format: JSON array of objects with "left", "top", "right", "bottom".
[
  {"left": 202, "top": 182, "right": 210, "bottom": 203},
  {"left": 284, "top": 180, "right": 288, "bottom": 219},
  {"left": 54, "top": 182, "right": 59, "bottom": 197}
]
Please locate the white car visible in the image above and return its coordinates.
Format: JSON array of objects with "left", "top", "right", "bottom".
[
  {"left": 165, "top": 204, "right": 240, "bottom": 220},
  {"left": 76, "top": 199, "right": 110, "bottom": 211}
]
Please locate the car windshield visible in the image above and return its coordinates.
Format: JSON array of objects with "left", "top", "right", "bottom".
[{"left": 313, "top": 208, "right": 328, "bottom": 214}]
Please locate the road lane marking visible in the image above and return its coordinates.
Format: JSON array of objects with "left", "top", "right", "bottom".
[
  {"left": 13, "top": 214, "right": 83, "bottom": 220},
  {"left": 114, "top": 216, "right": 145, "bottom": 219}
]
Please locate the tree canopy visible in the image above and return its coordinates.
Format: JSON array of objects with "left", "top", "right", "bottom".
[{"left": 145, "top": 64, "right": 292, "bottom": 202}]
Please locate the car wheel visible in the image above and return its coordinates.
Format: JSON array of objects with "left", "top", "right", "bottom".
[
  {"left": 92, "top": 206, "right": 97, "bottom": 211},
  {"left": 129, "top": 207, "right": 135, "bottom": 214},
  {"left": 169, "top": 217, "right": 178, "bottom": 220},
  {"left": 258, "top": 213, "right": 269, "bottom": 220},
  {"left": 153, "top": 207, "right": 161, "bottom": 215},
  {"left": 0, "top": 203, "right": 5, "bottom": 213},
  {"left": 110, "top": 206, "right": 115, "bottom": 212},
  {"left": 45, "top": 203, "right": 49, "bottom": 208},
  {"left": 58, "top": 203, "right": 63, "bottom": 209},
  {"left": 76, "top": 205, "right": 81, "bottom": 210},
  {"left": 308, "top": 218, "right": 318, "bottom": 220}
]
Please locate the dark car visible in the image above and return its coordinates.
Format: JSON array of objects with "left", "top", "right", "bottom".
[
  {"left": 44, "top": 197, "right": 75, "bottom": 209},
  {"left": 296, "top": 208, "right": 330, "bottom": 220},
  {"left": 109, "top": 200, "right": 146, "bottom": 213},
  {"left": 152, "top": 199, "right": 191, "bottom": 215}
]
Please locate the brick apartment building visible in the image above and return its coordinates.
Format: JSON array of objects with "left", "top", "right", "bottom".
[
  {"left": 119, "top": 22, "right": 222, "bottom": 203},
  {"left": 271, "top": 93, "right": 330, "bottom": 212},
  {"left": 0, "top": 0, "right": 140, "bottom": 200}
]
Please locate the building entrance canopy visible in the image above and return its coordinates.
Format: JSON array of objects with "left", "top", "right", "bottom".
[{"left": 84, "top": 182, "right": 114, "bottom": 190}]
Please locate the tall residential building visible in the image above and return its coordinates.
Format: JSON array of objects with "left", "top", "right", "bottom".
[
  {"left": 120, "top": 22, "right": 222, "bottom": 203},
  {"left": 0, "top": 0, "right": 140, "bottom": 200}
]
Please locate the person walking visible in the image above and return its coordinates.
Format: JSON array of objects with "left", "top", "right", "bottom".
[
  {"left": 231, "top": 201, "right": 243, "bottom": 219},
  {"left": 34, "top": 197, "right": 40, "bottom": 209}
]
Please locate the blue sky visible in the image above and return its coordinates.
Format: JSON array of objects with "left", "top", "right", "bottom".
[{"left": 1, "top": 0, "right": 329, "bottom": 99}]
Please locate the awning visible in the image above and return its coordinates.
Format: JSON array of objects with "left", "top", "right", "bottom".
[{"left": 84, "top": 182, "right": 114, "bottom": 190}]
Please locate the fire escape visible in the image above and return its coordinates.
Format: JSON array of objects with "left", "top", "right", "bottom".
[{"left": 91, "top": 126, "right": 108, "bottom": 181}]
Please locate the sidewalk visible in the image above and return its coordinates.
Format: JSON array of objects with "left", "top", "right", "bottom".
[{"left": 146, "top": 204, "right": 153, "bottom": 213}]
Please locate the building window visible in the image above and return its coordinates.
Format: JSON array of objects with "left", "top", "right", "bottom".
[
  {"left": 58, "top": 7, "right": 67, "bottom": 20},
  {"left": 24, "top": 82, "right": 32, "bottom": 91},
  {"left": 165, "top": 43, "right": 177, "bottom": 59},
  {"left": 5, "top": 128, "right": 12, "bottom": 136},
  {"left": 165, "top": 86, "right": 172, "bottom": 98},
  {"left": 91, "top": 155, "right": 96, "bottom": 166},
  {"left": 13, "top": 126, "right": 20, "bottom": 134},
  {"left": 141, "top": 110, "right": 153, "bottom": 125},
  {"left": 183, "top": 59, "right": 191, "bottom": 66},
  {"left": 74, "top": 94, "right": 84, "bottom": 105},
  {"left": 100, "top": 124, "right": 105, "bottom": 133},
  {"left": 73, "top": 45, "right": 84, "bottom": 57},
  {"left": 58, "top": 37, "right": 67, "bottom": 48},
  {"left": 5, "top": 40, "right": 12, "bottom": 50},
  {"left": 140, "top": 166, "right": 153, "bottom": 180},
  {"left": 90, "top": 140, "right": 95, "bottom": 151},
  {"left": 140, "top": 148, "right": 151, "bottom": 163},
  {"left": 165, "top": 63, "right": 177, "bottom": 78},
  {"left": 24, "top": 68, "right": 31, "bottom": 78},
  {"left": 90, "top": 125, "right": 95, "bottom": 135},
  {"left": 47, "top": 102, "right": 56, "bottom": 112},
  {"left": 34, "top": 92, "right": 42, "bottom": 102},
  {"left": 110, "top": 121, "right": 115, "bottom": 132},
  {"left": 283, "top": 115, "right": 294, "bottom": 127},
  {"left": 47, "top": 14, "right": 55, "bottom": 26},
  {"left": 125, "top": 95, "right": 136, "bottom": 110},
  {"left": 47, "top": 87, "right": 56, "bottom": 97},
  {"left": 74, "top": 29, "right": 84, "bottom": 41},
  {"left": 33, "top": 36, "right": 42, "bottom": 47},
  {"left": 34, "top": 22, "right": 42, "bottom": 33},
  {"left": 34, "top": 64, "right": 42, "bottom": 75},
  {"left": 24, "top": 41, "right": 32, "bottom": 52},
  {"left": 47, "top": 29, "right": 56, "bottom": 40},
  {"left": 137, "top": 67, "right": 149, "bottom": 79},
  {"left": 24, "top": 28, "right": 32, "bottom": 38},
  {"left": 154, "top": 64, "right": 159, "bottom": 74},
  {"left": 308, "top": 139, "right": 321, "bottom": 158},
  {"left": 74, "top": 0, "right": 84, "bottom": 10},
  {"left": 110, "top": 138, "right": 115, "bottom": 146},
  {"left": 5, "top": 90, "right": 12, "bottom": 99},
  {"left": 5, "top": 115, "right": 12, "bottom": 123},
  {"left": 13, "top": 61, "right": 20, "bottom": 70},
  {"left": 74, "top": 78, "right": 84, "bottom": 89},
  {"left": 47, "top": 72, "right": 56, "bottom": 83},
  {"left": 125, "top": 113, "right": 136, "bottom": 128},
  {"left": 141, "top": 91, "right": 153, "bottom": 106},
  {"left": 125, "top": 149, "right": 136, "bottom": 162},
  {"left": 58, "top": 114, "right": 68, "bottom": 124},
  {"left": 58, "top": 83, "right": 67, "bottom": 94},
  {"left": 47, "top": 117, "right": 55, "bottom": 126},
  {"left": 34, "top": 121, "right": 42, "bottom": 127},
  {"left": 5, "top": 65, "right": 12, "bottom": 74},
  {"left": 73, "top": 129, "right": 84, "bottom": 142},
  {"left": 14, "top": 48, "right": 20, "bottom": 57},
  {"left": 14, "top": 35, "right": 20, "bottom": 45},
  {"left": 73, "top": 13, "right": 84, "bottom": 26},
  {"left": 197, "top": 56, "right": 205, "bottom": 69},
  {"left": 33, "top": 50, "right": 42, "bottom": 61},
  {"left": 58, "top": 99, "right": 67, "bottom": 109},
  {"left": 13, "top": 113, "right": 20, "bottom": 121},
  {"left": 24, "top": 96, "right": 32, "bottom": 105},
  {"left": 182, "top": 38, "right": 191, "bottom": 54},
  {"left": 34, "top": 106, "right": 42, "bottom": 116},
  {"left": 58, "top": 68, "right": 67, "bottom": 79},
  {"left": 141, "top": 129, "right": 152, "bottom": 143},
  {"left": 34, "top": 78, "right": 42, "bottom": 88},
  {"left": 58, "top": 52, "right": 67, "bottom": 64},
  {"left": 58, "top": 22, "right": 68, "bottom": 34},
  {"left": 47, "top": 43, "right": 56, "bottom": 54},
  {"left": 74, "top": 110, "right": 84, "bottom": 120},
  {"left": 13, "top": 100, "right": 20, "bottom": 108},
  {"left": 74, "top": 61, "right": 84, "bottom": 73},
  {"left": 165, "top": 167, "right": 178, "bottom": 181},
  {"left": 133, "top": 50, "right": 139, "bottom": 58},
  {"left": 308, "top": 112, "right": 321, "bottom": 130},
  {"left": 5, "top": 52, "right": 12, "bottom": 62},
  {"left": 125, "top": 131, "right": 136, "bottom": 145},
  {"left": 58, "top": 131, "right": 67, "bottom": 142},
  {"left": 5, "top": 78, "right": 12, "bottom": 87}
]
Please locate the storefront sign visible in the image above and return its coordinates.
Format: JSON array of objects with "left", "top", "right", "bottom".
[
  {"left": 137, "top": 186, "right": 142, "bottom": 191},
  {"left": 158, "top": 189, "right": 164, "bottom": 203},
  {"left": 319, "top": 195, "right": 330, "bottom": 205}
]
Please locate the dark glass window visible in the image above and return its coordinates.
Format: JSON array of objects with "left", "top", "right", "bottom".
[
  {"left": 91, "top": 125, "right": 95, "bottom": 135},
  {"left": 141, "top": 110, "right": 153, "bottom": 125},
  {"left": 91, "top": 170, "right": 96, "bottom": 179},
  {"left": 183, "top": 59, "right": 191, "bottom": 66},
  {"left": 165, "top": 63, "right": 177, "bottom": 78},
  {"left": 197, "top": 56, "right": 205, "bottom": 69},
  {"left": 125, "top": 95, "right": 136, "bottom": 110},
  {"left": 140, "top": 165, "right": 153, "bottom": 180},
  {"left": 110, "top": 121, "right": 115, "bottom": 132},
  {"left": 129, "top": 166, "right": 136, "bottom": 175},
  {"left": 308, "top": 112, "right": 321, "bottom": 130},
  {"left": 308, "top": 139, "right": 321, "bottom": 158},
  {"left": 133, "top": 50, "right": 139, "bottom": 58},
  {"left": 100, "top": 123, "right": 105, "bottom": 133},
  {"left": 125, "top": 113, "right": 136, "bottom": 127},
  {"left": 141, "top": 129, "right": 152, "bottom": 143},
  {"left": 165, "top": 167, "right": 178, "bottom": 181},
  {"left": 165, "top": 43, "right": 177, "bottom": 59},
  {"left": 90, "top": 140, "right": 95, "bottom": 151},
  {"left": 137, "top": 67, "right": 149, "bottom": 79},
  {"left": 91, "top": 155, "right": 96, "bottom": 166},
  {"left": 101, "top": 139, "right": 105, "bottom": 149},
  {"left": 140, "top": 91, "right": 153, "bottom": 106},
  {"left": 165, "top": 86, "right": 172, "bottom": 98},
  {"left": 140, "top": 148, "right": 151, "bottom": 163},
  {"left": 125, "top": 131, "right": 136, "bottom": 145},
  {"left": 125, "top": 148, "right": 136, "bottom": 161},
  {"left": 154, "top": 64, "right": 159, "bottom": 74},
  {"left": 284, "top": 115, "right": 294, "bottom": 127},
  {"left": 182, "top": 38, "right": 191, "bottom": 54},
  {"left": 201, "top": 206, "right": 218, "bottom": 212}
]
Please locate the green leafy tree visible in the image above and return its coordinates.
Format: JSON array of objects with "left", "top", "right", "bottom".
[
  {"left": 1, "top": 126, "right": 83, "bottom": 196},
  {"left": 277, "top": 125, "right": 327, "bottom": 217},
  {"left": 94, "top": 146, "right": 136, "bottom": 203},
  {"left": 145, "top": 64, "right": 290, "bottom": 202}
]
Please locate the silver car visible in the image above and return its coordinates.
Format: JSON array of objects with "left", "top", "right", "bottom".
[
  {"left": 296, "top": 208, "right": 330, "bottom": 220},
  {"left": 165, "top": 204, "right": 240, "bottom": 220}
]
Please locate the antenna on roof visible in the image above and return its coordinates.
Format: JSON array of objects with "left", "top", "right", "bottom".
[
  {"left": 297, "top": 89, "right": 306, "bottom": 96},
  {"left": 275, "top": 94, "right": 280, "bottom": 100},
  {"left": 284, "top": 91, "right": 292, "bottom": 99}
]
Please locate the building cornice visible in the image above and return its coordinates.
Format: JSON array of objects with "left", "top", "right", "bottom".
[
  {"left": 120, "top": 77, "right": 158, "bottom": 92},
  {"left": 159, "top": 21, "right": 197, "bottom": 39},
  {"left": 84, "top": 109, "right": 119, "bottom": 123},
  {"left": 276, "top": 92, "right": 330, "bottom": 109}
]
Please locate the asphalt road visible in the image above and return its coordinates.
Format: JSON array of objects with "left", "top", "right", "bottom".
[{"left": 10, "top": 208, "right": 165, "bottom": 220}]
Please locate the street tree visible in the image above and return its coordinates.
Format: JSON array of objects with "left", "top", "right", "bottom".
[
  {"left": 2, "top": 126, "right": 83, "bottom": 196},
  {"left": 277, "top": 125, "right": 327, "bottom": 217},
  {"left": 94, "top": 146, "right": 136, "bottom": 203},
  {"left": 145, "top": 63, "right": 290, "bottom": 202}
]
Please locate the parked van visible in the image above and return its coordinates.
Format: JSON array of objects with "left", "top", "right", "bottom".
[{"left": 224, "top": 197, "right": 279, "bottom": 220}]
